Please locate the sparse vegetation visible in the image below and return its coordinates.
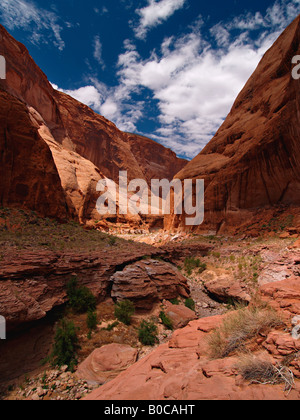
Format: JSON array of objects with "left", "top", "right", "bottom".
[
  {"left": 108, "top": 236, "right": 117, "bottom": 246},
  {"left": 104, "top": 321, "right": 119, "bottom": 331},
  {"left": 159, "top": 311, "right": 173, "bottom": 330},
  {"left": 236, "top": 354, "right": 294, "bottom": 392},
  {"left": 169, "top": 298, "right": 180, "bottom": 305},
  {"left": 67, "top": 277, "right": 96, "bottom": 314},
  {"left": 208, "top": 305, "right": 283, "bottom": 359},
  {"left": 114, "top": 300, "right": 135, "bottom": 325},
  {"left": 48, "top": 319, "right": 80, "bottom": 372},
  {"left": 184, "top": 257, "right": 201, "bottom": 275},
  {"left": 0, "top": 208, "right": 125, "bottom": 252},
  {"left": 138, "top": 320, "right": 159, "bottom": 346},
  {"left": 86, "top": 310, "right": 98, "bottom": 332},
  {"left": 185, "top": 298, "right": 196, "bottom": 311}
]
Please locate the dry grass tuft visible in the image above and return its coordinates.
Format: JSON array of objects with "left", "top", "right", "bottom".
[
  {"left": 208, "top": 305, "right": 283, "bottom": 359},
  {"left": 236, "top": 354, "right": 295, "bottom": 393}
]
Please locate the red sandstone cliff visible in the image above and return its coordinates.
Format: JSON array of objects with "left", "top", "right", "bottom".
[
  {"left": 0, "top": 89, "right": 72, "bottom": 219},
  {"left": 0, "top": 24, "right": 186, "bottom": 222},
  {"left": 126, "top": 133, "right": 187, "bottom": 185},
  {"left": 165, "top": 15, "right": 300, "bottom": 234}
]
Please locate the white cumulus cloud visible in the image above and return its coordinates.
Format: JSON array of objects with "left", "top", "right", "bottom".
[{"left": 134, "top": 0, "right": 186, "bottom": 39}]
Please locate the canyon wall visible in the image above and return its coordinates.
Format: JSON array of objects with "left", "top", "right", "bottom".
[{"left": 165, "top": 15, "right": 300, "bottom": 234}]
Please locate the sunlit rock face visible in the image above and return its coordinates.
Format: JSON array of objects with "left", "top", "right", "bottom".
[
  {"left": 165, "top": 16, "right": 300, "bottom": 234},
  {"left": 0, "top": 24, "right": 186, "bottom": 224}
]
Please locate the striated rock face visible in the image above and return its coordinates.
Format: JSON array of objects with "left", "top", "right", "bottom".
[
  {"left": 0, "top": 248, "right": 190, "bottom": 331},
  {"left": 165, "top": 15, "right": 300, "bottom": 234},
  {"left": 28, "top": 106, "right": 106, "bottom": 222},
  {"left": 0, "top": 90, "right": 71, "bottom": 219},
  {"left": 0, "top": 24, "right": 186, "bottom": 223},
  {"left": 110, "top": 260, "right": 190, "bottom": 310},
  {"left": 126, "top": 133, "right": 187, "bottom": 184}
]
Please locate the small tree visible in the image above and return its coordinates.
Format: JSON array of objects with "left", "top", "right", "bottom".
[
  {"left": 114, "top": 300, "right": 135, "bottom": 325},
  {"left": 49, "top": 319, "right": 80, "bottom": 371},
  {"left": 138, "top": 320, "right": 159, "bottom": 346},
  {"left": 87, "top": 310, "right": 98, "bottom": 331}
]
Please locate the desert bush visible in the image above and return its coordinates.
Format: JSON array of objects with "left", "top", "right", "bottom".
[
  {"left": 169, "top": 298, "right": 180, "bottom": 305},
  {"left": 105, "top": 321, "right": 119, "bottom": 331},
  {"left": 185, "top": 298, "right": 196, "bottom": 311},
  {"left": 49, "top": 319, "right": 80, "bottom": 371},
  {"left": 236, "top": 354, "right": 294, "bottom": 392},
  {"left": 208, "top": 306, "right": 283, "bottom": 359},
  {"left": 198, "top": 262, "right": 207, "bottom": 274},
  {"left": 86, "top": 310, "right": 98, "bottom": 331},
  {"left": 159, "top": 311, "right": 173, "bottom": 330},
  {"left": 138, "top": 320, "right": 159, "bottom": 346},
  {"left": 184, "top": 257, "right": 200, "bottom": 275},
  {"left": 67, "top": 277, "right": 96, "bottom": 314},
  {"left": 114, "top": 300, "right": 135, "bottom": 325},
  {"left": 184, "top": 257, "right": 207, "bottom": 275},
  {"left": 108, "top": 236, "right": 117, "bottom": 246}
]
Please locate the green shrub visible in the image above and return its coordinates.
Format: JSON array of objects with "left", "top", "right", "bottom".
[
  {"left": 108, "top": 236, "right": 117, "bottom": 246},
  {"left": 212, "top": 252, "right": 221, "bottom": 259},
  {"left": 169, "top": 298, "right": 180, "bottom": 305},
  {"left": 184, "top": 257, "right": 207, "bottom": 275},
  {"left": 67, "top": 277, "right": 96, "bottom": 314},
  {"left": 49, "top": 319, "right": 80, "bottom": 371},
  {"left": 159, "top": 311, "right": 173, "bottom": 330},
  {"left": 114, "top": 300, "right": 135, "bottom": 325},
  {"left": 184, "top": 257, "right": 200, "bottom": 275},
  {"left": 198, "top": 262, "right": 207, "bottom": 274},
  {"left": 86, "top": 310, "right": 98, "bottom": 331},
  {"left": 185, "top": 298, "right": 196, "bottom": 311},
  {"left": 138, "top": 320, "right": 159, "bottom": 346},
  {"left": 105, "top": 321, "right": 119, "bottom": 331}
]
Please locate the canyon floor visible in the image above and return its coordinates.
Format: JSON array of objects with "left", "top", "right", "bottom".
[{"left": 0, "top": 209, "right": 299, "bottom": 400}]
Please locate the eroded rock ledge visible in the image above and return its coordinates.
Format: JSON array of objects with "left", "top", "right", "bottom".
[{"left": 0, "top": 246, "right": 190, "bottom": 331}]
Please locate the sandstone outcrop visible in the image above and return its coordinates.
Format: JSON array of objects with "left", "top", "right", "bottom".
[
  {"left": 164, "top": 301, "right": 197, "bottom": 329},
  {"left": 110, "top": 259, "right": 190, "bottom": 310},
  {"left": 76, "top": 344, "right": 139, "bottom": 385},
  {"left": 0, "top": 248, "right": 190, "bottom": 331},
  {"left": 85, "top": 315, "right": 300, "bottom": 400},
  {"left": 201, "top": 269, "right": 251, "bottom": 304},
  {"left": 165, "top": 15, "right": 300, "bottom": 234}
]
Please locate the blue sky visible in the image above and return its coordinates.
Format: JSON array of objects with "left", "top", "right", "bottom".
[{"left": 0, "top": 0, "right": 300, "bottom": 160}]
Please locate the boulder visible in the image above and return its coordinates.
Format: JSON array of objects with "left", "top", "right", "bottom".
[
  {"left": 110, "top": 260, "right": 190, "bottom": 310},
  {"left": 76, "top": 344, "right": 138, "bottom": 385},
  {"left": 201, "top": 269, "right": 251, "bottom": 303},
  {"left": 164, "top": 302, "right": 197, "bottom": 329}
]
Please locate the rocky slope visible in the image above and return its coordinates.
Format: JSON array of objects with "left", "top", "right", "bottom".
[
  {"left": 85, "top": 272, "right": 300, "bottom": 401},
  {"left": 0, "top": 24, "right": 186, "bottom": 224},
  {"left": 165, "top": 15, "right": 300, "bottom": 234}
]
